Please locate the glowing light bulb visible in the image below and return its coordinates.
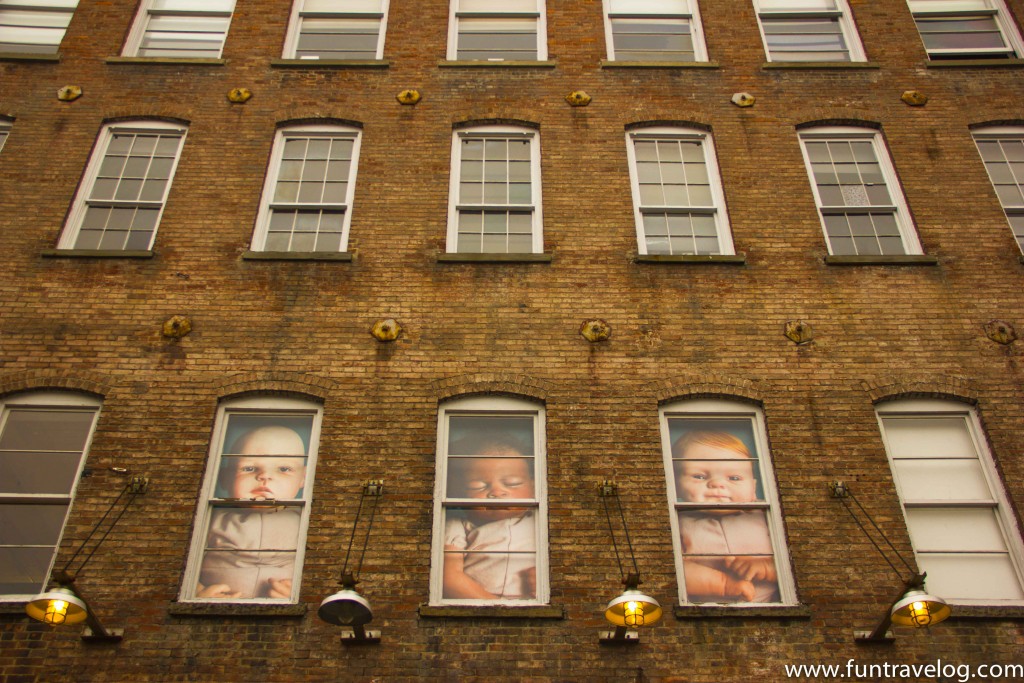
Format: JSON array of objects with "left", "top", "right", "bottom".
[
  {"left": 910, "top": 601, "right": 931, "bottom": 627},
  {"left": 45, "top": 600, "right": 68, "bottom": 625},
  {"left": 624, "top": 600, "right": 644, "bottom": 627}
]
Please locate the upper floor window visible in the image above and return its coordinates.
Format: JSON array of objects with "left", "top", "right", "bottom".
[
  {"left": 58, "top": 120, "right": 186, "bottom": 251},
  {"left": 972, "top": 126, "right": 1024, "bottom": 252},
  {"left": 0, "top": 0, "right": 78, "bottom": 55},
  {"left": 659, "top": 398, "right": 795, "bottom": 605},
  {"left": 0, "top": 120, "right": 9, "bottom": 152},
  {"left": 602, "top": 0, "right": 707, "bottom": 62},
  {"left": 180, "top": 396, "right": 322, "bottom": 603},
  {"left": 283, "top": 0, "right": 389, "bottom": 60},
  {"left": 907, "top": 0, "right": 1023, "bottom": 59},
  {"left": 430, "top": 395, "right": 548, "bottom": 605},
  {"left": 752, "top": 0, "right": 865, "bottom": 62},
  {"left": 250, "top": 123, "right": 362, "bottom": 253},
  {"left": 797, "top": 126, "right": 922, "bottom": 256},
  {"left": 0, "top": 391, "right": 99, "bottom": 599},
  {"left": 447, "top": 125, "right": 543, "bottom": 253},
  {"left": 876, "top": 399, "right": 1024, "bottom": 604},
  {"left": 626, "top": 126, "right": 734, "bottom": 256},
  {"left": 448, "top": 0, "right": 547, "bottom": 61},
  {"left": 123, "top": 0, "right": 235, "bottom": 58}
]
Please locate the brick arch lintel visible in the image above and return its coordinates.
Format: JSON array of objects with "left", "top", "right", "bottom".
[
  {"left": 0, "top": 370, "right": 114, "bottom": 399},
  {"left": 654, "top": 375, "right": 764, "bottom": 405},
  {"left": 214, "top": 372, "right": 337, "bottom": 402},
  {"left": 432, "top": 373, "right": 551, "bottom": 403},
  {"left": 861, "top": 375, "right": 978, "bottom": 405}
]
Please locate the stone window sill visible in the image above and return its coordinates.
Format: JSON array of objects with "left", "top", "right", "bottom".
[
  {"left": 635, "top": 253, "right": 746, "bottom": 264},
  {"left": 824, "top": 254, "right": 938, "bottom": 266},
  {"left": 418, "top": 604, "right": 565, "bottom": 619},
  {"left": 270, "top": 58, "right": 388, "bottom": 69},
  {"left": 0, "top": 601, "right": 27, "bottom": 615},
  {"left": 105, "top": 56, "right": 226, "bottom": 66},
  {"left": 242, "top": 250, "right": 353, "bottom": 262},
  {"left": 762, "top": 61, "right": 879, "bottom": 70},
  {"left": 925, "top": 58, "right": 1024, "bottom": 68},
  {"left": 42, "top": 249, "right": 155, "bottom": 259},
  {"left": 600, "top": 60, "right": 719, "bottom": 69},
  {"left": 437, "top": 252, "right": 553, "bottom": 263},
  {"left": 674, "top": 604, "right": 812, "bottom": 619},
  {"left": 0, "top": 52, "right": 59, "bottom": 63},
  {"left": 168, "top": 602, "right": 307, "bottom": 618},
  {"left": 438, "top": 60, "right": 557, "bottom": 69}
]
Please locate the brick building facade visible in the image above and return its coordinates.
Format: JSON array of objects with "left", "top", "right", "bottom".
[{"left": 1, "top": 0, "right": 1023, "bottom": 680}]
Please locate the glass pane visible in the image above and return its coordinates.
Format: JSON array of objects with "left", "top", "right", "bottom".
[
  {"left": 906, "top": 508, "right": 1008, "bottom": 552},
  {"left": 918, "top": 553, "right": 1024, "bottom": 600},
  {"left": 678, "top": 509, "right": 779, "bottom": 603},
  {"left": 668, "top": 418, "right": 765, "bottom": 503},
  {"left": 882, "top": 416, "right": 976, "bottom": 459},
  {"left": 0, "top": 408, "right": 95, "bottom": 451},
  {"left": 443, "top": 506, "right": 537, "bottom": 599},
  {"left": 0, "top": 504, "right": 68, "bottom": 545},
  {"left": 448, "top": 415, "right": 534, "bottom": 456},
  {"left": 0, "top": 547, "right": 55, "bottom": 594},
  {"left": 0, "top": 452, "right": 84, "bottom": 494}
]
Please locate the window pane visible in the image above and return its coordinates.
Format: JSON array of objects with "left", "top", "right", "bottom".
[
  {"left": 457, "top": 17, "right": 537, "bottom": 60},
  {"left": 763, "top": 17, "right": 850, "bottom": 61},
  {"left": 0, "top": 547, "right": 58, "bottom": 594},
  {"left": 678, "top": 510, "right": 779, "bottom": 603},
  {"left": 918, "top": 553, "right": 1024, "bottom": 600},
  {"left": 906, "top": 508, "right": 1008, "bottom": 552},
  {"left": 296, "top": 17, "right": 381, "bottom": 60},
  {"left": 443, "top": 506, "right": 537, "bottom": 599},
  {"left": 916, "top": 15, "right": 1009, "bottom": 52},
  {"left": 612, "top": 18, "right": 694, "bottom": 61},
  {"left": 882, "top": 416, "right": 976, "bottom": 458}
]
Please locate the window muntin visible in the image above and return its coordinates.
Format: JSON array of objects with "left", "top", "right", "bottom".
[
  {"left": 0, "top": 0, "right": 77, "bottom": 54},
  {"left": 798, "top": 127, "right": 921, "bottom": 256},
  {"left": 283, "top": 0, "right": 388, "bottom": 60},
  {"left": 626, "top": 127, "right": 734, "bottom": 256},
  {"left": 59, "top": 121, "right": 186, "bottom": 251},
  {"left": 181, "top": 397, "right": 321, "bottom": 603},
  {"left": 973, "top": 127, "right": 1024, "bottom": 253},
  {"left": 660, "top": 399, "right": 794, "bottom": 605},
  {"left": 123, "top": 0, "right": 235, "bottom": 58},
  {"left": 0, "top": 392, "right": 99, "bottom": 599},
  {"left": 430, "top": 395, "right": 548, "bottom": 605},
  {"left": 449, "top": 0, "right": 546, "bottom": 61},
  {"left": 907, "top": 0, "right": 1023, "bottom": 59},
  {"left": 753, "top": 0, "right": 864, "bottom": 62},
  {"left": 603, "top": 0, "right": 706, "bottom": 62},
  {"left": 0, "top": 120, "right": 9, "bottom": 152},
  {"left": 447, "top": 126, "right": 543, "bottom": 253},
  {"left": 876, "top": 400, "right": 1024, "bottom": 603},
  {"left": 251, "top": 124, "right": 361, "bottom": 253}
]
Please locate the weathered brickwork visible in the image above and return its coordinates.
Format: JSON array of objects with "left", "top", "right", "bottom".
[{"left": 1, "top": 0, "right": 1024, "bottom": 680}]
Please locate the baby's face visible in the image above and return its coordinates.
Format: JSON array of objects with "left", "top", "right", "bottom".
[
  {"left": 230, "top": 456, "right": 306, "bottom": 500},
  {"left": 676, "top": 442, "right": 758, "bottom": 505},
  {"left": 459, "top": 453, "right": 534, "bottom": 523}
]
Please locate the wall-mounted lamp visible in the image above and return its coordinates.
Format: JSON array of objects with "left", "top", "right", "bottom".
[
  {"left": 318, "top": 480, "right": 384, "bottom": 644},
  {"left": 829, "top": 481, "right": 950, "bottom": 644},
  {"left": 26, "top": 472, "right": 149, "bottom": 642},
  {"left": 598, "top": 481, "right": 662, "bottom": 644}
]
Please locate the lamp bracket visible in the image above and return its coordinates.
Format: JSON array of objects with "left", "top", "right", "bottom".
[
  {"left": 340, "top": 626, "right": 381, "bottom": 644},
  {"left": 129, "top": 476, "right": 149, "bottom": 494},
  {"left": 854, "top": 629, "right": 895, "bottom": 644},
  {"left": 598, "top": 480, "right": 618, "bottom": 497},
  {"left": 599, "top": 627, "right": 640, "bottom": 644},
  {"left": 363, "top": 479, "right": 384, "bottom": 496},
  {"left": 82, "top": 626, "right": 124, "bottom": 644},
  {"left": 829, "top": 481, "right": 849, "bottom": 498}
]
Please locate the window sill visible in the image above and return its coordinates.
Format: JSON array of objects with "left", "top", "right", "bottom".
[
  {"left": 437, "top": 252, "right": 553, "bottom": 263},
  {"left": 241, "top": 250, "right": 353, "bottom": 262},
  {"left": 270, "top": 58, "right": 389, "bottom": 69},
  {"left": 438, "top": 60, "right": 557, "bottom": 69},
  {"left": 168, "top": 602, "right": 307, "bottom": 618},
  {"left": 824, "top": 254, "right": 938, "bottom": 266},
  {"left": 947, "top": 605, "right": 1024, "bottom": 619},
  {"left": 0, "top": 601, "right": 27, "bottom": 615},
  {"left": 762, "top": 61, "right": 879, "bottom": 70},
  {"left": 925, "top": 57, "right": 1024, "bottom": 68},
  {"left": 418, "top": 604, "right": 565, "bottom": 619},
  {"left": 0, "top": 52, "right": 60, "bottom": 63},
  {"left": 105, "top": 56, "right": 226, "bottom": 66},
  {"left": 42, "top": 248, "right": 155, "bottom": 259},
  {"left": 600, "top": 60, "right": 719, "bottom": 69},
  {"left": 674, "top": 604, "right": 812, "bottom": 619},
  {"left": 635, "top": 253, "right": 746, "bottom": 264}
]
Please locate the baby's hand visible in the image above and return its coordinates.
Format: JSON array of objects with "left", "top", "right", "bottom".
[
  {"left": 724, "top": 577, "right": 757, "bottom": 602},
  {"left": 267, "top": 578, "right": 292, "bottom": 599},
  {"left": 196, "top": 583, "right": 242, "bottom": 599},
  {"left": 725, "top": 556, "right": 777, "bottom": 583}
]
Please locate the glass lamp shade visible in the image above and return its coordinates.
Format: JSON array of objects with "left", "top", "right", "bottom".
[
  {"left": 604, "top": 588, "right": 663, "bottom": 628},
  {"left": 318, "top": 589, "right": 373, "bottom": 626},
  {"left": 890, "top": 589, "right": 950, "bottom": 628},
  {"left": 25, "top": 587, "right": 88, "bottom": 626}
]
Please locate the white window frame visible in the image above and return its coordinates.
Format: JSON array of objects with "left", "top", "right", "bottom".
[
  {"left": 429, "top": 394, "right": 549, "bottom": 606},
  {"left": 179, "top": 395, "right": 322, "bottom": 604},
  {"left": 250, "top": 123, "right": 362, "bottom": 253},
  {"left": 0, "top": 391, "right": 100, "bottom": 601},
  {"left": 972, "top": 125, "right": 1024, "bottom": 253},
  {"left": 281, "top": 0, "right": 389, "bottom": 60},
  {"left": 446, "top": 124, "right": 544, "bottom": 254},
  {"left": 907, "top": 0, "right": 1024, "bottom": 59},
  {"left": 0, "top": 0, "right": 78, "bottom": 55},
  {"left": 626, "top": 126, "right": 735, "bottom": 256},
  {"left": 601, "top": 0, "right": 708, "bottom": 62},
  {"left": 0, "top": 120, "right": 10, "bottom": 153},
  {"left": 752, "top": 0, "right": 865, "bottom": 62},
  {"left": 797, "top": 126, "right": 922, "bottom": 256},
  {"left": 876, "top": 399, "right": 1024, "bottom": 605},
  {"left": 446, "top": 0, "right": 548, "bottom": 61},
  {"left": 659, "top": 398, "right": 796, "bottom": 606},
  {"left": 122, "top": 0, "right": 235, "bottom": 58},
  {"left": 58, "top": 120, "right": 187, "bottom": 251}
]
